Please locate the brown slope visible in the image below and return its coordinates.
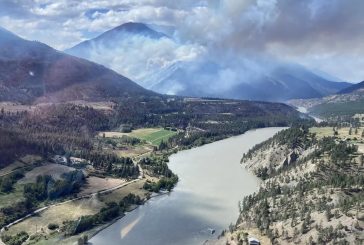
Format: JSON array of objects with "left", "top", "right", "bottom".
[{"left": 0, "top": 27, "right": 153, "bottom": 104}]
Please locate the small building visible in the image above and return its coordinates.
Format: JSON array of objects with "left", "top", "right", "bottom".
[
  {"left": 53, "top": 155, "right": 67, "bottom": 164},
  {"left": 248, "top": 237, "right": 260, "bottom": 245},
  {"left": 118, "top": 124, "right": 132, "bottom": 133},
  {"left": 70, "top": 157, "right": 87, "bottom": 165}
]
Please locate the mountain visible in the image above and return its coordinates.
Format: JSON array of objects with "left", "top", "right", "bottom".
[
  {"left": 288, "top": 80, "right": 364, "bottom": 118},
  {"left": 337, "top": 81, "right": 364, "bottom": 94},
  {"left": 66, "top": 22, "right": 166, "bottom": 59},
  {"left": 0, "top": 26, "right": 151, "bottom": 104},
  {"left": 65, "top": 22, "right": 191, "bottom": 89},
  {"left": 66, "top": 22, "right": 350, "bottom": 102},
  {"left": 151, "top": 62, "right": 351, "bottom": 101}
]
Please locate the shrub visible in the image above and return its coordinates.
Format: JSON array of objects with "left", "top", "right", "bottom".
[{"left": 48, "top": 223, "right": 59, "bottom": 230}]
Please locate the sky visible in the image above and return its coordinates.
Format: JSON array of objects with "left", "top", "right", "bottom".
[{"left": 0, "top": 0, "right": 363, "bottom": 82}]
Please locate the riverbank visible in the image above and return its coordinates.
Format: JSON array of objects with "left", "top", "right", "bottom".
[
  {"left": 77, "top": 191, "right": 172, "bottom": 244},
  {"left": 90, "top": 128, "right": 283, "bottom": 245},
  {"left": 0, "top": 127, "right": 284, "bottom": 245},
  {"left": 296, "top": 106, "right": 324, "bottom": 123},
  {"left": 221, "top": 126, "right": 364, "bottom": 244},
  {"left": 82, "top": 129, "right": 280, "bottom": 244}
]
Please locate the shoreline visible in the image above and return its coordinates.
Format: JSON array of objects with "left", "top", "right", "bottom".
[
  {"left": 86, "top": 191, "right": 171, "bottom": 242},
  {"left": 75, "top": 127, "right": 284, "bottom": 244},
  {"left": 1, "top": 126, "right": 287, "bottom": 245},
  {"left": 296, "top": 106, "right": 324, "bottom": 123}
]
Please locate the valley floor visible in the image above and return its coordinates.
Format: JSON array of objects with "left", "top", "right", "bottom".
[{"left": 0, "top": 127, "right": 177, "bottom": 245}]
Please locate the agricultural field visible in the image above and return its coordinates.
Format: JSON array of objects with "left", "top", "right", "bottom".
[
  {"left": 139, "top": 129, "right": 177, "bottom": 145},
  {"left": 5, "top": 178, "right": 149, "bottom": 243},
  {"left": 114, "top": 145, "right": 152, "bottom": 158},
  {"left": 310, "top": 126, "right": 364, "bottom": 153},
  {"left": 310, "top": 126, "right": 364, "bottom": 140},
  {"left": 0, "top": 184, "right": 25, "bottom": 209},
  {"left": 99, "top": 128, "right": 177, "bottom": 146},
  {"left": 6, "top": 197, "right": 105, "bottom": 236},
  {"left": 98, "top": 178, "right": 149, "bottom": 204},
  {"left": 79, "top": 176, "right": 125, "bottom": 195},
  {"left": 0, "top": 155, "right": 42, "bottom": 177},
  {"left": 17, "top": 164, "right": 76, "bottom": 184}
]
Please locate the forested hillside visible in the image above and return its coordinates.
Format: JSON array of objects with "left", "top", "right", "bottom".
[{"left": 222, "top": 126, "right": 364, "bottom": 244}]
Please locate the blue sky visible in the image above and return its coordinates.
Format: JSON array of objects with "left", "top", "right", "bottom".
[{"left": 0, "top": 0, "right": 363, "bottom": 82}]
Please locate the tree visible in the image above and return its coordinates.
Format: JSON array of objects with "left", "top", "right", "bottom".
[
  {"left": 325, "top": 207, "right": 332, "bottom": 221},
  {"left": 83, "top": 235, "right": 88, "bottom": 244},
  {"left": 48, "top": 223, "right": 59, "bottom": 230},
  {"left": 308, "top": 236, "right": 313, "bottom": 244},
  {"left": 1, "top": 177, "right": 13, "bottom": 193},
  {"left": 293, "top": 227, "right": 299, "bottom": 239},
  {"left": 302, "top": 211, "right": 312, "bottom": 233},
  {"left": 159, "top": 140, "right": 168, "bottom": 151},
  {"left": 77, "top": 237, "right": 84, "bottom": 245}
]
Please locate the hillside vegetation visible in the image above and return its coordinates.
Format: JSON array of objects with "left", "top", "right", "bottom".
[
  {"left": 222, "top": 126, "right": 363, "bottom": 245},
  {"left": 289, "top": 82, "right": 364, "bottom": 120},
  {"left": 0, "top": 96, "right": 305, "bottom": 244}
]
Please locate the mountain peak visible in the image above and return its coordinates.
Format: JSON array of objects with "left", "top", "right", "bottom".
[
  {"left": 97, "top": 22, "right": 166, "bottom": 40},
  {"left": 115, "top": 22, "right": 150, "bottom": 32}
]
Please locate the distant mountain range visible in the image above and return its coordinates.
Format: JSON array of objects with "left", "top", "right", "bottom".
[
  {"left": 337, "top": 81, "right": 364, "bottom": 94},
  {"left": 288, "top": 80, "right": 364, "bottom": 117},
  {"left": 0, "top": 26, "right": 151, "bottom": 103},
  {"left": 66, "top": 22, "right": 351, "bottom": 102}
]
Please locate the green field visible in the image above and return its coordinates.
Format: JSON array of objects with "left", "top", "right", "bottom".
[
  {"left": 138, "top": 129, "right": 177, "bottom": 145},
  {"left": 100, "top": 128, "right": 177, "bottom": 146}
]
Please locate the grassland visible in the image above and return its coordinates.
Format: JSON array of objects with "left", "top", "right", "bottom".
[
  {"left": 0, "top": 155, "right": 42, "bottom": 177},
  {"left": 6, "top": 198, "right": 104, "bottom": 236},
  {"left": 0, "top": 126, "right": 171, "bottom": 244},
  {"left": 79, "top": 176, "right": 125, "bottom": 195},
  {"left": 98, "top": 178, "right": 150, "bottom": 204},
  {"left": 5, "top": 178, "right": 149, "bottom": 244},
  {"left": 0, "top": 184, "right": 25, "bottom": 209},
  {"left": 17, "top": 164, "right": 76, "bottom": 184},
  {"left": 114, "top": 145, "right": 153, "bottom": 158},
  {"left": 310, "top": 126, "right": 364, "bottom": 153},
  {"left": 309, "top": 126, "right": 364, "bottom": 140},
  {"left": 0, "top": 155, "right": 43, "bottom": 209}
]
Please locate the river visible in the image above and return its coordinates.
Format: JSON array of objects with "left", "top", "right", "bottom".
[
  {"left": 296, "top": 106, "right": 323, "bottom": 123},
  {"left": 90, "top": 127, "right": 284, "bottom": 245}
]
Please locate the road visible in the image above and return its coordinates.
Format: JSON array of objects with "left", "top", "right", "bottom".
[
  {"left": 0, "top": 147, "right": 153, "bottom": 242},
  {"left": 0, "top": 164, "right": 145, "bottom": 236}
]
